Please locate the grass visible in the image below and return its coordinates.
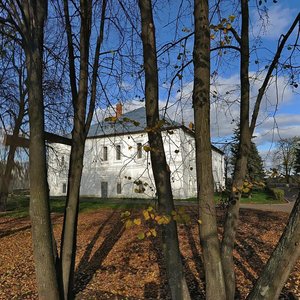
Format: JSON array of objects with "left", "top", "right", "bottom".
[
  {"left": 179, "top": 190, "right": 286, "bottom": 205},
  {"left": 1, "top": 196, "right": 151, "bottom": 218},
  {"left": 0, "top": 189, "right": 285, "bottom": 218}
]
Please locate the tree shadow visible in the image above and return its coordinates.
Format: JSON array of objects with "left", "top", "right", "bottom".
[
  {"left": 144, "top": 235, "right": 171, "bottom": 299},
  {"left": 0, "top": 214, "right": 61, "bottom": 238},
  {"left": 143, "top": 225, "right": 206, "bottom": 299},
  {"left": 0, "top": 224, "right": 31, "bottom": 238},
  {"left": 74, "top": 210, "right": 125, "bottom": 294}
]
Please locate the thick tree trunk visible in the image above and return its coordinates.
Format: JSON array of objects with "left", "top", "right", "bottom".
[
  {"left": 60, "top": 132, "right": 85, "bottom": 299},
  {"left": 221, "top": 0, "right": 251, "bottom": 299},
  {"left": 248, "top": 192, "right": 300, "bottom": 300},
  {"left": 0, "top": 92, "right": 25, "bottom": 211},
  {"left": 138, "top": 1, "right": 190, "bottom": 299},
  {"left": 193, "top": 1, "right": 226, "bottom": 299},
  {"left": 24, "top": 1, "right": 61, "bottom": 298},
  {"left": 0, "top": 145, "right": 16, "bottom": 211},
  {"left": 60, "top": 0, "right": 106, "bottom": 298},
  {"left": 60, "top": 0, "right": 91, "bottom": 297}
]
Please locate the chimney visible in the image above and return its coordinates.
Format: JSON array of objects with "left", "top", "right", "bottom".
[
  {"left": 189, "top": 122, "right": 194, "bottom": 131},
  {"left": 116, "top": 103, "right": 123, "bottom": 118}
]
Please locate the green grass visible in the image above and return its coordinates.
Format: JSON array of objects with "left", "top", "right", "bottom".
[
  {"left": 0, "top": 189, "right": 285, "bottom": 218},
  {"left": 0, "top": 195, "right": 151, "bottom": 218},
  {"left": 240, "top": 190, "right": 286, "bottom": 204},
  {"left": 177, "top": 190, "right": 286, "bottom": 205},
  {"left": 215, "top": 190, "right": 286, "bottom": 205}
]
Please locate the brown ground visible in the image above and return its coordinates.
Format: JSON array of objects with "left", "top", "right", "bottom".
[{"left": 0, "top": 207, "right": 299, "bottom": 299}]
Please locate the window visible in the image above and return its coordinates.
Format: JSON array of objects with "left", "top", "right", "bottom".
[
  {"left": 103, "top": 146, "right": 108, "bottom": 161},
  {"left": 137, "top": 143, "right": 142, "bottom": 159},
  {"left": 116, "top": 145, "right": 121, "bottom": 160},
  {"left": 62, "top": 183, "right": 67, "bottom": 194},
  {"left": 117, "top": 182, "right": 122, "bottom": 194}
]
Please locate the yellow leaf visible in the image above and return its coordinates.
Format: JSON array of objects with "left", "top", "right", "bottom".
[
  {"left": 197, "top": 219, "right": 202, "bottom": 224},
  {"left": 243, "top": 187, "right": 250, "bottom": 194},
  {"left": 232, "top": 186, "right": 237, "bottom": 192},
  {"left": 210, "top": 34, "right": 215, "bottom": 40},
  {"left": 150, "top": 228, "right": 157, "bottom": 237},
  {"left": 143, "top": 145, "right": 151, "bottom": 152},
  {"left": 155, "top": 215, "right": 161, "bottom": 223},
  {"left": 121, "top": 211, "right": 131, "bottom": 218},
  {"left": 229, "top": 15, "right": 236, "bottom": 22},
  {"left": 133, "top": 218, "right": 141, "bottom": 226},
  {"left": 147, "top": 206, "right": 154, "bottom": 212},
  {"left": 226, "top": 23, "right": 232, "bottom": 29},
  {"left": 125, "top": 219, "right": 133, "bottom": 229},
  {"left": 137, "top": 232, "right": 145, "bottom": 240},
  {"left": 161, "top": 215, "right": 171, "bottom": 224},
  {"left": 150, "top": 213, "right": 155, "bottom": 219},
  {"left": 143, "top": 210, "right": 150, "bottom": 221}
]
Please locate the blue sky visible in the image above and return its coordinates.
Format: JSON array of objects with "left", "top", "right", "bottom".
[{"left": 91, "top": 1, "right": 300, "bottom": 168}]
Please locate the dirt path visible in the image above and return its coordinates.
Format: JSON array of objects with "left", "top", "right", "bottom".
[{"left": 240, "top": 202, "right": 295, "bottom": 213}]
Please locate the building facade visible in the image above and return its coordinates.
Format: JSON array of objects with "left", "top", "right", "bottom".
[{"left": 47, "top": 107, "right": 225, "bottom": 199}]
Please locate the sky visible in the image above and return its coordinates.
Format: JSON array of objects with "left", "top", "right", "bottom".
[{"left": 97, "top": 0, "right": 300, "bottom": 169}]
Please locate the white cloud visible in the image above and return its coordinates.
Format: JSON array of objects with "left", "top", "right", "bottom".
[
  {"left": 162, "top": 72, "right": 297, "bottom": 144},
  {"left": 92, "top": 71, "right": 298, "bottom": 156},
  {"left": 252, "top": 5, "right": 296, "bottom": 40}
]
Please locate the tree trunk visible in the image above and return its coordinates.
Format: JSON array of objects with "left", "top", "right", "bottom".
[
  {"left": 60, "top": 0, "right": 91, "bottom": 297},
  {"left": 221, "top": 0, "right": 251, "bottom": 299},
  {"left": 0, "top": 109, "right": 23, "bottom": 211},
  {"left": 23, "top": 1, "right": 61, "bottom": 298},
  {"left": 60, "top": 132, "right": 85, "bottom": 299},
  {"left": 138, "top": 1, "right": 190, "bottom": 299},
  {"left": 60, "top": 0, "right": 106, "bottom": 298},
  {"left": 193, "top": 0, "right": 226, "bottom": 299},
  {"left": 248, "top": 192, "right": 300, "bottom": 300}
]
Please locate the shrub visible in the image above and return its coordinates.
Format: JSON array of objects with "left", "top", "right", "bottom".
[{"left": 270, "top": 188, "right": 285, "bottom": 202}]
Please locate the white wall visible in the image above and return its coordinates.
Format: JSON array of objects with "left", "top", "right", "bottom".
[{"left": 48, "top": 128, "right": 225, "bottom": 198}]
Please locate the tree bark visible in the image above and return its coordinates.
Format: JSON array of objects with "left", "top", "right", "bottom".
[
  {"left": 193, "top": 0, "right": 226, "bottom": 299},
  {"left": 60, "top": 0, "right": 106, "bottom": 298},
  {"left": 248, "top": 192, "right": 300, "bottom": 300},
  {"left": 0, "top": 93, "right": 25, "bottom": 211},
  {"left": 221, "top": 0, "right": 251, "bottom": 299},
  {"left": 23, "top": 0, "right": 61, "bottom": 298},
  {"left": 138, "top": 1, "right": 191, "bottom": 299},
  {"left": 221, "top": 8, "right": 300, "bottom": 300}
]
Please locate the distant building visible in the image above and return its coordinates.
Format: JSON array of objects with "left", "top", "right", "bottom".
[{"left": 47, "top": 106, "right": 225, "bottom": 199}]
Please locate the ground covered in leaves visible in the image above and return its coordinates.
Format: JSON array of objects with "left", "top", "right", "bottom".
[{"left": 0, "top": 207, "right": 299, "bottom": 299}]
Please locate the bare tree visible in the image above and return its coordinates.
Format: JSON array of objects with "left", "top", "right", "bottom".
[
  {"left": 220, "top": 2, "right": 300, "bottom": 298},
  {"left": 192, "top": 0, "right": 226, "bottom": 299},
  {"left": 59, "top": 0, "right": 107, "bottom": 298},
  {"left": 273, "top": 137, "right": 300, "bottom": 184},
  {"left": 0, "top": 0, "right": 61, "bottom": 298},
  {"left": 138, "top": 0, "right": 191, "bottom": 298},
  {"left": 0, "top": 42, "right": 27, "bottom": 211}
]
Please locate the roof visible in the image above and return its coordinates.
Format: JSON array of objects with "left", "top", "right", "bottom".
[
  {"left": 88, "top": 107, "right": 181, "bottom": 138},
  {"left": 88, "top": 106, "right": 224, "bottom": 155}
]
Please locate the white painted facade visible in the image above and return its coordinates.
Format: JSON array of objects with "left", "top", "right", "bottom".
[{"left": 47, "top": 108, "right": 225, "bottom": 199}]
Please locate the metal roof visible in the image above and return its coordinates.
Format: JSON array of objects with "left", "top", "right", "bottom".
[{"left": 87, "top": 107, "right": 181, "bottom": 138}]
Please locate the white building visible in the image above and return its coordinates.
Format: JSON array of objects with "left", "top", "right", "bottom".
[{"left": 47, "top": 106, "right": 225, "bottom": 199}]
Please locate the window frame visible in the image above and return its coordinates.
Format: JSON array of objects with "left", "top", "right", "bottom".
[
  {"left": 116, "top": 144, "right": 121, "bottom": 160},
  {"left": 103, "top": 146, "right": 108, "bottom": 161},
  {"left": 117, "top": 182, "right": 122, "bottom": 194},
  {"left": 137, "top": 142, "right": 143, "bottom": 159}
]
